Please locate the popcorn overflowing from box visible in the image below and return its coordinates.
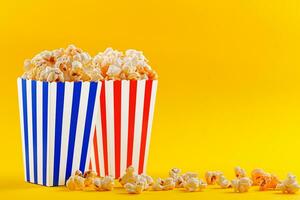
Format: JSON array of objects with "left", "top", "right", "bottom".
[{"left": 17, "top": 45, "right": 158, "bottom": 186}]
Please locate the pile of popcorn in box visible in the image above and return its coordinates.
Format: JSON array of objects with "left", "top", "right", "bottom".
[
  {"left": 66, "top": 166, "right": 300, "bottom": 194},
  {"left": 22, "top": 44, "right": 158, "bottom": 81}
]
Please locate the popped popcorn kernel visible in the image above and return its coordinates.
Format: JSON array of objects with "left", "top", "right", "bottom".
[
  {"left": 94, "top": 176, "right": 115, "bottom": 191},
  {"left": 83, "top": 170, "right": 97, "bottom": 187},
  {"left": 205, "top": 171, "right": 223, "bottom": 185},
  {"left": 66, "top": 171, "right": 85, "bottom": 191},
  {"left": 276, "top": 173, "right": 300, "bottom": 194},
  {"left": 259, "top": 173, "right": 279, "bottom": 191},
  {"left": 234, "top": 166, "right": 247, "bottom": 179},
  {"left": 119, "top": 166, "right": 138, "bottom": 186},
  {"left": 152, "top": 178, "right": 175, "bottom": 191},
  {"left": 251, "top": 169, "right": 265, "bottom": 186},
  {"left": 183, "top": 177, "right": 207, "bottom": 192},
  {"left": 124, "top": 182, "right": 145, "bottom": 194},
  {"left": 231, "top": 177, "right": 252, "bottom": 193},
  {"left": 139, "top": 174, "right": 154, "bottom": 190},
  {"left": 217, "top": 175, "right": 231, "bottom": 188}
]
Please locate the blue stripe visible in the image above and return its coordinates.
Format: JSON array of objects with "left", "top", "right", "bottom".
[
  {"left": 21, "top": 79, "right": 30, "bottom": 181},
  {"left": 42, "top": 82, "right": 48, "bottom": 185},
  {"left": 65, "top": 82, "right": 82, "bottom": 181},
  {"left": 53, "top": 82, "right": 65, "bottom": 186},
  {"left": 79, "top": 82, "right": 98, "bottom": 172},
  {"left": 31, "top": 81, "right": 38, "bottom": 184}
]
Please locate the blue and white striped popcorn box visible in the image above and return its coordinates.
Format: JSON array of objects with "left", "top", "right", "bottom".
[{"left": 17, "top": 78, "right": 101, "bottom": 186}]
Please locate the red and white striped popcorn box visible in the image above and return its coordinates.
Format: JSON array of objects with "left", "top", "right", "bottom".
[
  {"left": 89, "top": 80, "right": 158, "bottom": 178},
  {"left": 17, "top": 78, "right": 101, "bottom": 186}
]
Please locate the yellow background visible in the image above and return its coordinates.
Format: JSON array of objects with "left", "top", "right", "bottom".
[{"left": 1, "top": 0, "right": 300, "bottom": 199}]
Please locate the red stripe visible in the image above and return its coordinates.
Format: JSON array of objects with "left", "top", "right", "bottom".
[
  {"left": 113, "top": 81, "right": 121, "bottom": 178},
  {"left": 100, "top": 81, "right": 109, "bottom": 175},
  {"left": 138, "top": 80, "right": 153, "bottom": 174},
  {"left": 93, "top": 128, "right": 100, "bottom": 176},
  {"left": 127, "top": 80, "right": 137, "bottom": 167}
]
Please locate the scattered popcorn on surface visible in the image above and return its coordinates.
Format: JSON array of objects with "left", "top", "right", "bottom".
[
  {"left": 205, "top": 171, "right": 223, "bottom": 185},
  {"left": 183, "top": 177, "right": 207, "bottom": 192},
  {"left": 234, "top": 166, "right": 247, "bottom": 179},
  {"left": 65, "top": 167, "right": 300, "bottom": 195},
  {"left": 276, "top": 173, "right": 300, "bottom": 194},
  {"left": 217, "top": 175, "right": 232, "bottom": 188},
  {"left": 231, "top": 177, "right": 253, "bottom": 193},
  {"left": 22, "top": 45, "right": 158, "bottom": 82}
]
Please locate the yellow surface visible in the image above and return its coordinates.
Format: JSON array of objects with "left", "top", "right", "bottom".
[{"left": 1, "top": 0, "right": 300, "bottom": 199}]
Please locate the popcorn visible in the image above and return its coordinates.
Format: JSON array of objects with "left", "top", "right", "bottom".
[
  {"left": 119, "top": 166, "right": 138, "bottom": 186},
  {"left": 258, "top": 173, "right": 279, "bottom": 191},
  {"left": 231, "top": 177, "right": 253, "bottom": 193},
  {"left": 72, "top": 60, "right": 83, "bottom": 70},
  {"left": 122, "top": 172, "right": 153, "bottom": 194},
  {"left": 183, "top": 178, "right": 207, "bottom": 192},
  {"left": 124, "top": 182, "right": 145, "bottom": 194},
  {"left": 83, "top": 170, "right": 97, "bottom": 187},
  {"left": 276, "top": 173, "right": 300, "bottom": 194},
  {"left": 139, "top": 174, "right": 154, "bottom": 190},
  {"left": 167, "top": 169, "right": 199, "bottom": 188},
  {"left": 169, "top": 168, "right": 180, "bottom": 177},
  {"left": 43, "top": 67, "right": 65, "bottom": 82},
  {"left": 106, "top": 64, "right": 122, "bottom": 78},
  {"left": 152, "top": 178, "right": 175, "bottom": 191},
  {"left": 251, "top": 169, "right": 266, "bottom": 186},
  {"left": 66, "top": 170, "right": 85, "bottom": 191},
  {"left": 234, "top": 167, "right": 247, "bottom": 179},
  {"left": 216, "top": 175, "right": 231, "bottom": 188},
  {"left": 22, "top": 45, "right": 158, "bottom": 82},
  {"left": 205, "top": 171, "right": 223, "bottom": 185},
  {"left": 23, "top": 59, "right": 32, "bottom": 71},
  {"left": 94, "top": 176, "right": 115, "bottom": 191},
  {"left": 93, "top": 47, "right": 158, "bottom": 80}
]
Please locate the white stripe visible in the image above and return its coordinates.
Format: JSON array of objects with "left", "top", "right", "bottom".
[
  {"left": 58, "top": 83, "right": 73, "bottom": 185},
  {"left": 83, "top": 82, "right": 101, "bottom": 172},
  {"left": 71, "top": 82, "right": 89, "bottom": 174},
  {"left": 36, "top": 81, "right": 43, "bottom": 184},
  {"left": 96, "top": 106, "right": 105, "bottom": 177},
  {"left": 47, "top": 82, "right": 57, "bottom": 186},
  {"left": 26, "top": 80, "right": 34, "bottom": 182},
  {"left": 120, "top": 81, "right": 129, "bottom": 176},
  {"left": 132, "top": 80, "right": 146, "bottom": 171},
  {"left": 17, "top": 78, "right": 27, "bottom": 181},
  {"left": 143, "top": 81, "right": 158, "bottom": 174},
  {"left": 105, "top": 81, "right": 115, "bottom": 177},
  {"left": 90, "top": 145, "right": 96, "bottom": 172}
]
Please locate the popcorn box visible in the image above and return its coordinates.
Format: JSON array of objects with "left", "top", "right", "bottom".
[
  {"left": 89, "top": 80, "right": 158, "bottom": 178},
  {"left": 17, "top": 78, "right": 101, "bottom": 186}
]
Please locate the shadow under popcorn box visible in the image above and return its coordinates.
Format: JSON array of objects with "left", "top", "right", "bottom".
[
  {"left": 17, "top": 78, "right": 101, "bottom": 186},
  {"left": 89, "top": 80, "right": 158, "bottom": 178}
]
